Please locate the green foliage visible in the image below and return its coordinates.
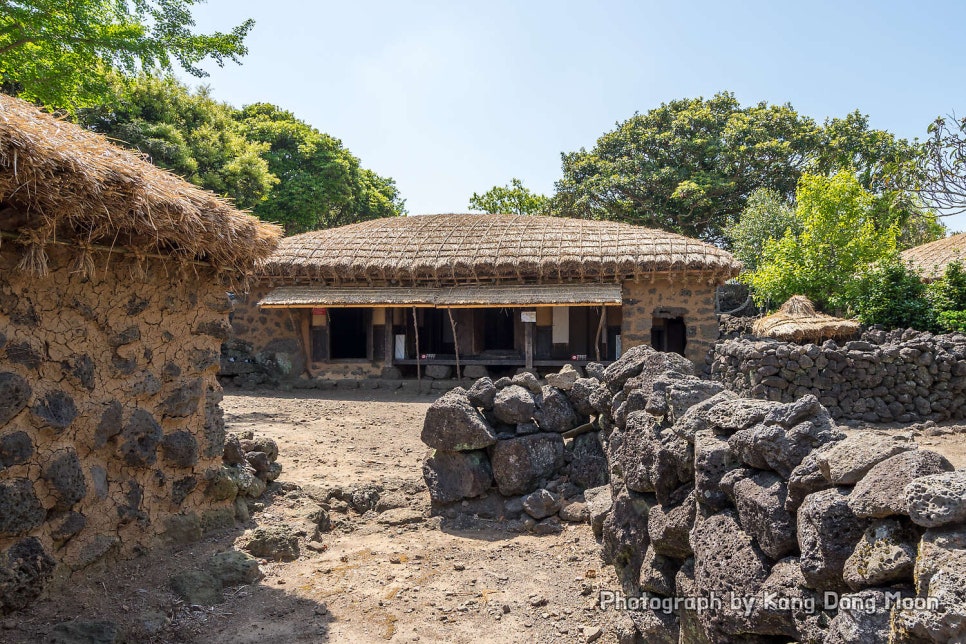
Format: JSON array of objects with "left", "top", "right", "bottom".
[
  {"left": 237, "top": 103, "right": 405, "bottom": 233},
  {"left": 927, "top": 261, "right": 966, "bottom": 315},
  {"left": 724, "top": 188, "right": 799, "bottom": 270},
  {"left": 468, "top": 178, "right": 550, "bottom": 215},
  {"left": 0, "top": 0, "right": 253, "bottom": 110},
  {"left": 936, "top": 310, "right": 966, "bottom": 333},
  {"left": 79, "top": 75, "right": 276, "bottom": 210},
  {"left": 847, "top": 255, "right": 934, "bottom": 330},
  {"left": 742, "top": 172, "right": 899, "bottom": 310}
]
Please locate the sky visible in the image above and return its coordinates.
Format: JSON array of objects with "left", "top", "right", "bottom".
[{"left": 181, "top": 0, "right": 966, "bottom": 230}]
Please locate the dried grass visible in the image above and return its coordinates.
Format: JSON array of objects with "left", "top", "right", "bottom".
[
  {"left": 0, "top": 94, "right": 282, "bottom": 275},
  {"left": 263, "top": 213, "right": 742, "bottom": 285},
  {"left": 901, "top": 232, "right": 966, "bottom": 280},
  {"left": 752, "top": 295, "right": 860, "bottom": 343}
]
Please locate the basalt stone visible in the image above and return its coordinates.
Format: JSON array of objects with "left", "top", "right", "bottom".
[
  {"left": 222, "top": 434, "right": 246, "bottom": 465},
  {"left": 31, "top": 390, "right": 77, "bottom": 432},
  {"left": 171, "top": 476, "right": 197, "bottom": 506},
  {"left": 169, "top": 569, "right": 224, "bottom": 605},
  {"left": 786, "top": 441, "right": 839, "bottom": 513},
  {"left": 511, "top": 370, "right": 542, "bottom": 394},
  {"left": 704, "top": 397, "right": 781, "bottom": 434},
  {"left": 423, "top": 448, "right": 494, "bottom": 504},
  {"left": 421, "top": 387, "right": 497, "bottom": 451},
  {"left": 191, "top": 348, "right": 221, "bottom": 372},
  {"left": 119, "top": 409, "right": 162, "bottom": 467},
  {"left": 602, "top": 344, "right": 693, "bottom": 393},
  {"left": 639, "top": 545, "right": 679, "bottom": 596},
  {"left": 489, "top": 432, "right": 565, "bottom": 496},
  {"left": 653, "top": 376, "right": 725, "bottom": 425},
  {"left": 906, "top": 469, "right": 966, "bottom": 528},
  {"left": 546, "top": 364, "right": 579, "bottom": 391},
  {"left": 669, "top": 390, "right": 738, "bottom": 442},
  {"left": 521, "top": 488, "right": 561, "bottom": 520},
  {"left": 93, "top": 400, "right": 123, "bottom": 448},
  {"left": 117, "top": 480, "right": 146, "bottom": 525},
  {"left": 817, "top": 431, "right": 917, "bottom": 485},
  {"left": 245, "top": 450, "right": 270, "bottom": 472},
  {"left": 162, "top": 361, "right": 182, "bottom": 381},
  {"left": 194, "top": 319, "right": 233, "bottom": 341},
  {"left": 824, "top": 589, "right": 898, "bottom": 644},
  {"left": 161, "top": 378, "right": 204, "bottom": 418},
  {"left": 0, "top": 430, "right": 32, "bottom": 467},
  {"left": 244, "top": 436, "right": 278, "bottom": 461},
  {"left": 893, "top": 567, "right": 966, "bottom": 641},
  {"left": 0, "top": 479, "right": 45, "bottom": 536},
  {"left": 203, "top": 385, "right": 226, "bottom": 459},
  {"left": 162, "top": 431, "right": 199, "bottom": 468},
  {"left": 130, "top": 372, "right": 161, "bottom": 397},
  {"left": 43, "top": 450, "right": 87, "bottom": 510},
  {"left": 569, "top": 431, "right": 608, "bottom": 489},
  {"left": 492, "top": 385, "right": 537, "bottom": 425},
  {"left": 533, "top": 385, "right": 578, "bottom": 433},
  {"left": 126, "top": 294, "right": 150, "bottom": 316},
  {"left": 50, "top": 512, "right": 86, "bottom": 543},
  {"left": 727, "top": 470, "right": 797, "bottom": 560},
  {"left": 466, "top": 377, "right": 497, "bottom": 409},
  {"left": 207, "top": 550, "right": 264, "bottom": 587},
  {"left": 65, "top": 354, "right": 95, "bottom": 392},
  {"left": 601, "top": 488, "right": 653, "bottom": 592},
  {"left": 849, "top": 450, "right": 954, "bottom": 519},
  {"left": 0, "top": 537, "right": 55, "bottom": 613},
  {"left": 242, "top": 525, "right": 300, "bottom": 561},
  {"left": 798, "top": 487, "right": 870, "bottom": 592},
  {"left": 109, "top": 325, "right": 140, "bottom": 347},
  {"left": 694, "top": 430, "right": 740, "bottom": 512},
  {"left": 568, "top": 377, "right": 604, "bottom": 416},
  {"left": 755, "top": 558, "right": 827, "bottom": 642},
  {"left": 90, "top": 466, "right": 108, "bottom": 499},
  {"left": 648, "top": 488, "right": 695, "bottom": 559},
  {"left": 6, "top": 341, "right": 41, "bottom": 369},
  {"left": 585, "top": 485, "right": 613, "bottom": 539},
  {"left": 424, "top": 364, "right": 452, "bottom": 380},
  {"left": 619, "top": 411, "right": 662, "bottom": 493},
  {"left": 842, "top": 519, "right": 917, "bottom": 590},
  {"left": 729, "top": 414, "right": 844, "bottom": 478}
]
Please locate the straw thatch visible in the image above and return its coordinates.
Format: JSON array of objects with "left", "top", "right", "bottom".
[
  {"left": 752, "top": 295, "right": 860, "bottom": 343},
  {"left": 263, "top": 214, "right": 741, "bottom": 285},
  {"left": 0, "top": 94, "right": 282, "bottom": 274},
  {"left": 901, "top": 232, "right": 966, "bottom": 281}
]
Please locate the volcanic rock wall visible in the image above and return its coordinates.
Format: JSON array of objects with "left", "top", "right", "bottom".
[
  {"left": 706, "top": 328, "right": 966, "bottom": 423},
  {"left": 0, "top": 247, "right": 236, "bottom": 613}
]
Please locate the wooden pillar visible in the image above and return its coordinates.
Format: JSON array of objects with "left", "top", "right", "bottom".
[
  {"left": 525, "top": 321, "right": 534, "bottom": 372},
  {"left": 384, "top": 311, "right": 394, "bottom": 367}
]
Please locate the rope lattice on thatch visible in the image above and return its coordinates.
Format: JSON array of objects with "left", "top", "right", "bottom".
[
  {"left": 901, "top": 232, "right": 966, "bottom": 281},
  {"left": 752, "top": 295, "right": 860, "bottom": 343},
  {"left": 0, "top": 94, "right": 282, "bottom": 275},
  {"left": 263, "top": 214, "right": 741, "bottom": 285}
]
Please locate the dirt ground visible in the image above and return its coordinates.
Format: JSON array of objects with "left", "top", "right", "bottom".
[{"left": 7, "top": 388, "right": 966, "bottom": 644}]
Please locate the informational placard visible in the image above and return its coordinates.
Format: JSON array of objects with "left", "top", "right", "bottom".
[{"left": 521, "top": 310, "right": 537, "bottom": 323}]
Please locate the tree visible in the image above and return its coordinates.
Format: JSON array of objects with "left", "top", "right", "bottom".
[
  {"left": 468, "top": 178, "right": 550, "bottom": 215},
  {"left": 0, "top": 0, "right": 253, "bottom": 110},
  {"left": 724, "top": 188, "right": 799, "bottom": 271},
  {"left": 79, "top": 75, "right": 276, "bottom": 210},
  {"left": 553, "top": 93, "right": 819, "bottom": 244},
  {"left": 742, "top": 171, "right": 900, "bottom": 311},
  {"left": 917, "top": 115, "right": 966, "bottom": 215},
  {"left": 847, "top": 255, "right": 934, "bottom": 330},
  {"left": 237, "top": 103, "right": 405, "bottom": 233}
]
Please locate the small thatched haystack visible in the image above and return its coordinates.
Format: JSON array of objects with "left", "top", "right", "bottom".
[
  {"left": 901, "top": 232, "right": 966, "bottom": 281},
  {"left": 752, "top": 295, "right": 860, "bottom": 343}
]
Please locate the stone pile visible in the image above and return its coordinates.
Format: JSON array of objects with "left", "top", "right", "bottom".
[
  {"left": 588, "top": 346, "right": 966, "bottom": 643},
  {"left": 707, "top": 328, "right": 966, "bottom": 422},
  {"left": 206, "top": 432, "right": 283, "bottom": 523},
  {"left": 420, "top": 364, "right": 611, "bottom": 531}
]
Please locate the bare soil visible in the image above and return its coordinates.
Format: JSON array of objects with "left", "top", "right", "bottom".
[{"left": 7, "top": 389, "right": 966, "bottom": 644}]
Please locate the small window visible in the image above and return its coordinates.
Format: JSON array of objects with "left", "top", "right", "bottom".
[
  {"left": 328, "top": 308, "right": 371, "bottom": 360},
  {"left": 651, "top": 316, "right": 687, "bottom": 356}
]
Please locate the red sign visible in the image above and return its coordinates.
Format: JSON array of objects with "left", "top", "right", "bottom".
[{"left": 312, "top": 308, "right": 327, "bottom": 315}]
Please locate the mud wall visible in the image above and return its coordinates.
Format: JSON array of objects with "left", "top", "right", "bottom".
[
  {"left": 706, "top": 329, "right": 966, "bottom": 422},
  {"left": 0, "top": 247, "right": 234, "bottom": 612},
  {"left": 620, "top": 276, "right": 720, "bottom": 365}
]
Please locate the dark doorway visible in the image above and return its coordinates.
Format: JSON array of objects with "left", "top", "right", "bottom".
[
  {"left": 483, "top": 308, "right": 515, "bottom": 351},
  {"left": 329, "top": 308, "right": 370, "bottom": 359},
  {"left": 651, "top": 316, "right": 687, "bottom": 356}
]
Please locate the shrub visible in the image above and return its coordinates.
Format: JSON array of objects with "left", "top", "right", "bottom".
[
  {"left": 847, "top": 256, "right": 934, "bottom": 330},
  {"left": 936, "top": 310, "right": 966, "bottom": 333}
]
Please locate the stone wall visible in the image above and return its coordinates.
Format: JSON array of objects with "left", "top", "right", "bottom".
[
  {"left": 706, "top": 329, "right": 966, "bottom": 423},
  {"left": 422, "top": 347, "right": 966, "bottom": 642},
  {"left": 621, "top": 276, "right": 720, "bottom": 365},
  {"left": 0, "top": 247, "right": 236, "bottom": 612}
]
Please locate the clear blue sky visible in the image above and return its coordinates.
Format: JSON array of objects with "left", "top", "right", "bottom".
[{"left": 183, "top": 0, "right": 966, "bottom": 230}]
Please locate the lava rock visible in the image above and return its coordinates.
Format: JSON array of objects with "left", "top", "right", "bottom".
[
  {"left": 842, "top": 519, "right": 917, "bottom": 590},
  {"left": 93, "top": 400, "right": 123, "bottom": 448},
  {"left": 729, "top": 412, "right": 843, "bottom": 478},
  {"left": 521, "top": 488, "right": 562, "bottom": 520},
  {"left": 545, "top": 364, "right": 579, "bottom": 391},
  {"left": 533, "top": 385, "right": 578, "bottom": 433},
  {"left": 422, "top": 449, "right": 493, "bottom": 504},
  {"left": 786, "top": 441, "right": 839, "bottom": 513},
  {"left": 48, "top": 620, "right": 118, "bottom": 644},
  {"left": 0, "top": 430, "right": 32, "bottom": 468},
  {"left": 906, "top": 469, "right": 966, "bottom": 528},
  {"left": 601, "top": 488, "right": 653, "bottom": 591},
  {"left": 31, "top": 390, "right": 77, "bottom": 432},
  {"left": 849, "top": 450, "right": 954, "bottom": 519},
  {"left": 43, "top": 450, "right": 87, "bottom": 510},
  {"left": 569, "top": 432, "right": 608, "bottom": 489},
  {"left": 602, "top": 344, "right": 693, "bottom": 393},
  {"left": 466, "top": 377, "right": 497, "bottom": 409},
  {"left": 207, "top": 550, "right": 264, "bottom": 586},
  {"left": 817, "top": 431, "right": 917, "bottom": 485},
  {"left": 824, "top": 589, "right": 898, "bottom": 644},
  {"left": 161, "top": 378, "right": 204, "bottom": 417},
  {"left": 222, "top": 433, "right": 246, "bottom": 465},
  {"left": 0, "top": 372, "right": 31, "bottom": 426},
  {"left": 0, "top": 537, "right": 55, "bottom": 613},
  {"left": 245, "top": 450, "right": 271, "bottom": 473},
  {"left": 639, "top": 545, "right": 679, "bottom": 595},
  {"left": 797, "top": 487, "right": 869, "bottom": 592},
  {"left": 647, "top": 489, "right": 695, "bottom": 559},
  {"left": 584, "top": 485, "right": 613, "bottom": 539},
  {"left": 693, "top": 430, "right": 740, "bottom": 512},
  {"left": 50, "top": 512, "right": 86, "bottom": 543},
  {"left": 421, "top": 387, "right": 497, "bottom": 451},
  {"left": 726, "top": 469, "right": 797, "bottom": 560},
  {"left": 119, "top": 409, "right": 163, "bottom": 467},
  {"left": 489, "top": 432, "right": 565, "bottom": 496},
  {"left": 169, "top": 569, "right": 224, "bottom": 605},
  {"left": 704, "top": 397, "right": 781, "bottom": 434},
  {"left": 0, "top": 478, "right": 45, "bottom": 536},
  {"left": 492, "top": 385, "right": 537, "bottom": 425},
  {"left": 242, "top": 525, "right": 300, "bottom": 561},
  {"left": 162, "top": 431, "right": 199, "bottom": 468},
  {"left": 568, "top": 377, "right": 605, "bottom": 416}
]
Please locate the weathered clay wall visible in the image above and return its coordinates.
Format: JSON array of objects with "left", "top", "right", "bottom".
[
  {"left": 621, "top": 276, "right": 720, "bottom": 365},
  {"left": 0, "top": 247, "right": 235, "bottom": 611},
  {"left": 706, "top": 328, "right": 966, "bottom": 422}
]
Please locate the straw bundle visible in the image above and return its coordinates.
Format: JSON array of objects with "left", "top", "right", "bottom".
[
  {"left": 263, "top": 213, "right": 741, "bottom": 285},
  {"left": 901, "top": 232, "right": 966, "bottom": 281},
  {"left": 0, "top": 94, "right": 282, "bottom": 274},
  {"left": 752, "top": 295, "right": 859, "bottom": 343}
]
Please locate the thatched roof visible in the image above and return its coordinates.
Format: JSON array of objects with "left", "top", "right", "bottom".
[
  {"left": 901, "top": 233, "right": 966, "bottom": 280},
  {"left": 752, "top": 295, "right": 860, "bottom": 343},
  {"left": 263, "top": 214, "right": 741, "bottom": 285},
  {"left": 0, "top": 94, "right": 282, "bottom": 275}
]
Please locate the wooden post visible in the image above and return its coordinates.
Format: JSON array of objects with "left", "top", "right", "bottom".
[
  {"left": 594, "top": 306, "right": 606, "bottom": 362},
  {"left": 412, "top": 306, "right": 421, "bottom": 384},
  {"left": 384, "top": 311, "right": 394, "bottom": 367},
  {"left": 447, "top": 307, "right": 461, "bottom": 380},
  {"left": 525, "top": 320, "right": 534, "bottom": 372}
]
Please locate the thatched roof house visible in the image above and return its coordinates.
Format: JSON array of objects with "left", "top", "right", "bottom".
[
  {"left": 752, "top": 295, "right": 860, "bottom": 343},
  {"left": 0, "top": 93, "right": 281, "bottom": 275},
  {"left": 901, "top": 232, "right": 966, "bottom": 280},
  {"left": 231, "top": 214, "right": 740, "bottom": 382},
  {"left": 0, "top": 94, "right": 281, "bottom": 608}
]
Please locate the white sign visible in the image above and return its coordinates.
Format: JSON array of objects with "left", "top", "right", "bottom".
[{"left": 521, "top": 310, "right": 537, "bottom": 323}]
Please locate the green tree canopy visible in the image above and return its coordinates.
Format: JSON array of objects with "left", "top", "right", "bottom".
[
  {"left": 468, "top": 178, "right": 550, "bottom": 215},
  {"left": 79, "top": 75, "right": 276, "bottom": 210},
  {"left": 724, "top": 188, "right": 799, "bottom": 271},
  {"left": 237, "top": 103, "right": 405, "bottom": 233},
  {"left": 742, "top": 171, "right": 900, "bottom": 311},
  {"left": 553, "top": 92, "right": 923, "bottom": 245},
  {"left": 0, "top": 0, "right": 253, "bottom": 110}
]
